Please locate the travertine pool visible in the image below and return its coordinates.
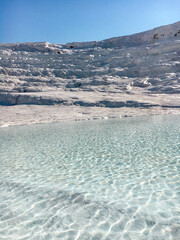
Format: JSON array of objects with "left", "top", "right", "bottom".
[{"left": 0, "top": 115, "right": 180, "bottom": 240}]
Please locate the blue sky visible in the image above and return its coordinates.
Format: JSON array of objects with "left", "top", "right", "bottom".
[{"left": 0, "top": 0, "right": 179, "bottom": 44}]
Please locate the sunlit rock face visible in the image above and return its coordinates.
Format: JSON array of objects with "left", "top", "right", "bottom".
[{"left": 0, "top": 21, "right": 180, "bottom": 107}]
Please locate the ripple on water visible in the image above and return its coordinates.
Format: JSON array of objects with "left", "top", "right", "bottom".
[{"left": 0, "top": 114, "right": 180, "bottom": 239}]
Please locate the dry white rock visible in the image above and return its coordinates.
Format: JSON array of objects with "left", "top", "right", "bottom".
[{"left": 0, "top": 21, "right": 180, "bottom": 126}]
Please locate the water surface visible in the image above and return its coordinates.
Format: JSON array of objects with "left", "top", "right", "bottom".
[{"left": 0, "top": 115, "right": 180, "bottom": 239}]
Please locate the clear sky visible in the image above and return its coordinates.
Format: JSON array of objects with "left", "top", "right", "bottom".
[{"left": 0, "top": 0, "right": 179, "bottom": 44}]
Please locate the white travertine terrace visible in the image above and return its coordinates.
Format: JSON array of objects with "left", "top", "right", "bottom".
[{"left": 0, "top": 21, "right": 180, "bottom": 126}]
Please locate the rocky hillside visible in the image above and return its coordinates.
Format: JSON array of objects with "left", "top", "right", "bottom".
[{"left": 0, "top": 21, "right": 180, "bottom": 108}]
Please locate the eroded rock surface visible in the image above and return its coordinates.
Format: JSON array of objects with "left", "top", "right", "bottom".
[{"left": 0, "top": 21, "right": 180, "bottom": 114}]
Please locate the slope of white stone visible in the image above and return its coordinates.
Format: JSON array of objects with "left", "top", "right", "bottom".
[{"left": 0, "top": 21, "right": 180, "bottom": 109}]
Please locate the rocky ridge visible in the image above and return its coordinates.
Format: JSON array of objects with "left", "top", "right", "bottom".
[{"left": 0, "top": 21, "right": 180, "bottom": 110}]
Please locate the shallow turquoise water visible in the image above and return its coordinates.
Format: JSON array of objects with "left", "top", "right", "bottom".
[{"left": 0, "top": 115, "right": 180, "bottom": 240}]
